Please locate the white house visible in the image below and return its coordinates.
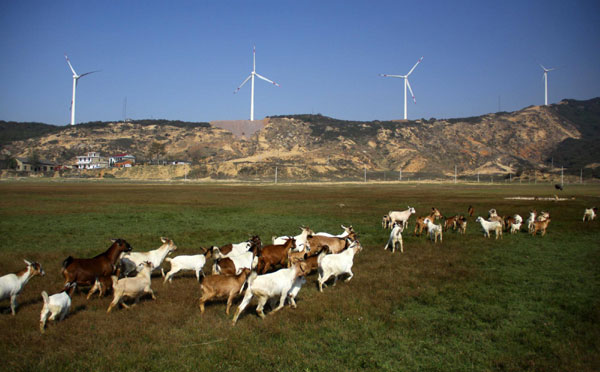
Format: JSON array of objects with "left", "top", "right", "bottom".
[
  {"left": 76, "top": 152, "right": 109, "bottom": 169},
  {"left": 109, "top": 153, "right": 136, "bottom": 167}
]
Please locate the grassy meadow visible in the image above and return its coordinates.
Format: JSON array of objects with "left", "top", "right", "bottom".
[{"left": 0, "top": 181, "right": 599, "bottom": 372}]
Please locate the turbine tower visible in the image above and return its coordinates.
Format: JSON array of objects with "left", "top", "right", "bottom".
[
  {"left": 380, "top": 56, "right": 424, "bottom": 120},
  {"left": 65, "top": 54, "right": 99, "bottom": 125},
  {"left": 540, "top": 64, "right": 555, "bottom": 106},
  {"left": 234, "top": 46, "right": 279, "bottom": 121}
]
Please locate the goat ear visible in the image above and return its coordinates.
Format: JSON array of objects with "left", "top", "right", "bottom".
[
  {"left": 161, "top": 237, "right": 168, "bottom": 243},
  {"left": 23, "top": 259, "right": 32, "bottom": 266},
  {"left": 111, "top": 239, "right": 117, "bottom": 243}
]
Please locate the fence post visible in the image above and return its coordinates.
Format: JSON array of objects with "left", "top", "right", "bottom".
[
  {"left": 275, "top": 166, "right": 278, "bottom": 184},
  {"left": 364, "top": 166, "right": 367, "bottom": 183}
]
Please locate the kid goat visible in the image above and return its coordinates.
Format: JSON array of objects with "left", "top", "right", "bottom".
[
  {"left": 423, "top": 218, "right": 443, "bottom": 243},
  {"left": 107, "top": 261, "right": 156, "bottom": 313},
  {"left": 384, "top": 222, "right": 404, "bottom": 253},
  {"left": 0, "top": 260, "right": 45, "bottom": 315},
  {"left": 40, "top": 283, "right": 76, "bottom": 333},
  {"left": 162, "top": 248, "right": 212, "bottom": 283}
]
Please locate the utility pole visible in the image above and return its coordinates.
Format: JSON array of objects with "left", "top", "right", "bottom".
[
  {"left": 399, "top": 169, "right": 402, "bottom": 181},
  {"left": 275, "top": 166, "right": 278, "bottom": 184},
  {"left": 561, "top": 166, "right": 564, "bottom": 187},
  {"left": 581, "top": 169, "right": 583, "bottom": 184},
  {"left": 454, "top": 165, "right": 457, "bottom": 184},
  {"left": 364, "top": 166, "right": 367, "bottom": 183}
]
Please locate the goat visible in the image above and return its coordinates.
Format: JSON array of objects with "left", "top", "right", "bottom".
[
  {"left": 537, "top": 211, "right": 550, "bottom": 221},
  {"left": 87, "top": 271, "right": 120, "bottom": 300},
  {"left": 256, "top": 238, "right": 295, "bottom": 274},
  {"left": 272, "top": 227, "right": 313, "bottom": 252},
  {"left": 40, "top": 283, "right": 76, "bottom": 333},
  {"left": 457, "top": 215, "right": 467, "bottom": 234},
  {"left": 107, "top": 261, "right": 155, "bottom": 313},
  {"left": 198, "top": 268, "right": 251, "bottom": 315},
  {"left": 0, "top": 260, "right": 45, "bottom": 315},
  {"left": 232, "top": 262, "right": 310, "bottom": 325},
  {"left": 62, "top": 239, "right": 131, "bottom": 288},
  {"left": 382, "top": 215, "right": 391, "bottom": 229},
  {"left": 317, "top": 240, "right": 363, "bottom": 292},
  {"left": 414, "top": 208, "right": 442, "bottom": 236},
  {"left": 527, "top": 210, "right": 537, "bottom": 233},
  {"left": 443, "top": 215, "right": 459, "bottom": 231},
  {"left": 120, "top": 237, "right": 177, "bottom": 277},
  {"left": 315, "top": 225, "right": 354, "bottom": 238},
  {"left": 213, "top": 253, "right": 259, "bottom": 276},
  {"left": 213, "top": 235, "right": 262, "bottom": 257},
  {"left": 384, "top": 222, "right": 404, "bottom": 253},
  {"left": 162, "top": 248, "right": 212, "bottom": 283},
  {"left": 531, "top": 218, "right": 551, "bottom": 236},
  {"left": 505, "top": 214, "right": 523, "bottom": 234},
  {"left": 285, "top": 276, "right": 307, "bottom": 309},
  {"left": 583, "top": 207, "right": 597, "bottom": 222},
  {"left": 387, "top": 207, "right": 416, "bottom": 229},
  {"left": 475, "top": 216, "right": 502, "bottom": 239},
  {"left": 468, "top": 205, "right": 474, "bottom": 217},
  {"left": 488, "top": 209, "right": 505, "bottom": 229},
  {"left": 423, "top": 218, "right": 443, "bottom": 243},
  {"left": 306, "top": 231, "right": 358, "bottom": 256},
  {"left": 287, "top": 251, "right": 321, "bottom": 275}
]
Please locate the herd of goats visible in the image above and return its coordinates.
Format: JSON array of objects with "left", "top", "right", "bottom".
[{"left": 0, "top": 205, "right": 597, "bottom": 332}]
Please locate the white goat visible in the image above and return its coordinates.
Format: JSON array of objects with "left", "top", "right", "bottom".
[
  {"left": 423, "top": 218, "right": 443, "bottom": 243},
  {"left": 121, "top": 237, "right": 177, "bottom": 276},
  {"left": 317, "top": 240, "right": 363, "bottom": 292},
  {"left": 162, "top": 248, "right": 212, "bottom": 283},
  {"left": 272, "top": 226, "right": 314, "bottom": 252},
  {"left": 0, "top": 260, "right": 45, "bottom": 315},
  {"left": 384, "top": 222, "right": 404, "bottom": 253},
  {"left": 583, "top": 207, "right": 597, "bottom": 222},
  {"left": 475, "top": 216, "right": 502, "bottom": 239},
  {"left": 107, "top": 261, "right": 156, "bottom": 313},
  {"left": 285, "top": 276, "right": 306, "bottom": 309},
  {"left": 232, "top": 262, "right": 309, "bottom": 325},
  {"left": 315, "top": 225, "right": 354, "bottom": 238},
  {"left": 510, "top": 214, "right": 523, "bottom": 234},
  {"left": 40, "top": 283, "right": 75, "bottom": 333},
  {"left": 527, "top": 211, "right": 537, "bottom": 233},
  {"left": 387, "top": 207, "right": 416, "bottom": 229}
]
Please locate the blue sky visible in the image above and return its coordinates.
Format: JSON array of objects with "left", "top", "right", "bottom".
[{"left": 1, "top": 0, "right": 599, "bottom": 125}]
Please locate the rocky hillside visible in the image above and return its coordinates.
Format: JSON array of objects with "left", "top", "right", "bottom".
[{"left": 1, "top": 98, "right": 599, "bottom": 179}]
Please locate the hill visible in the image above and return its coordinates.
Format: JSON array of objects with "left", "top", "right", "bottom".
[{"left": 1, "top": 98, "right": 599, "bottom": 179}]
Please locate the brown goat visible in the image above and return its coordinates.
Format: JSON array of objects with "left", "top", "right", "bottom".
[
  {"left": 306, "top": 232, "right": 357, "bottom": 255},
  {"left": 531, "top": 218, "right": 551, "bottom": 236},
  {"left": 198, "top": 268, "right": 251, "bottom": 315},
  {"left": 288, "top": 252, "right": 321, "bottom": 275},
  {"left": 62, "top": 239, "right": 132, "bottom": 288},
  {"left": 216, "top": 235, "right": 262, "bottom": 256},
  {"left": 468, "top": 205, "right": 474, "bottom": 217},
  {"left": 414, "top": 208, "right": 442, "bottom": 236},
  {"left": 443, "top": 215, "right": 459, "bottom": 231},
  {"left": 256, "top": 238, "right": 295, "bottom": 274}
]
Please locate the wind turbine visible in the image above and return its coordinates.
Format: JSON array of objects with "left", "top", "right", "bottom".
[
  {"left": 380, "top": 56, "right": 424, "bottom": 120},
  {"left": 540, "top": 64, "right": 555, "bottom": 106},
  {"left": 65, "top": 54, "right": 99, "bottom": 125},
  {"left": 234, "top": 46, "right": 279, "bottom": 121}
]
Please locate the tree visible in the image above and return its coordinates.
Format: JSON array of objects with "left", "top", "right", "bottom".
[{"left": 148, "top": 142, "right": 166, "bottom": 164}]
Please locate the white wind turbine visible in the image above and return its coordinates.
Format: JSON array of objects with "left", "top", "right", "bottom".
[
  {"left": 540, "top": 64, "right": 556, "bottom": 106},
  {"left": 65, "top": 54, "right": 99, "bottom": 125},
  {"left": 234, "top": 46, "right": 279, "bottom": 121},
  {"left": 380, "top": 56, "right": 424, "bottom": 120}
]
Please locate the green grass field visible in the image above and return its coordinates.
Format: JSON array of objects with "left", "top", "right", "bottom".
[{"left": 0, "top": 181, "right": 598, "bottom": 372}]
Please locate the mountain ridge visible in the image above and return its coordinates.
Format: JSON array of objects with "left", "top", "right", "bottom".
[{"left": 1, "top": 98, "right": 598, "bottom": 179}]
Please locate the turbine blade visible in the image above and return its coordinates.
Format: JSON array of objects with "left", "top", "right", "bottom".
[
  {"left": 380, "top": 74, "right": 404, "bottom": 78},
  {"left": 234, "top": 74, "right": 252, "bottom": 94},
  {"left": 255, "top": 73, "right": 279, "bottom": 87},
  {"left": 253, "top": 45, "right": 256, "bottom": 72},
  {"left": 406, "top": 79, "right": 416, "bottom": 103},
  {"left": 406, "top": 56, "right": 424, "bottom": 76},
  {"left": 79, "top": 70, "right": 100, "bottom": 78},
  {"left": 64, "top": 54, "right": 77, "bottom": 75}
]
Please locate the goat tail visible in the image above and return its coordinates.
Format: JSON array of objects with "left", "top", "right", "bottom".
[
  {"left": 41, "top": 291, "right": 49, "bottom": 304},
  {"left": 164, "top": 257, "right": 172, "bottom": 263},
  {"left": 317, "top": 250, "right": 328, "bottom": 266},
  {"left": 111, "top": 275, "right": 118, "bottom": 289},
  {"left": 61, "top": 256, "right": 73, "bottom": 271},
  {"left": 246, "top": 271, "right": 258, "bottom": 289}
]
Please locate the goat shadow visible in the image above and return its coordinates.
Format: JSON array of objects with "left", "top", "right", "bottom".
[{"left": 0, "top": 296, "right": 44, "bottom": 315}]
